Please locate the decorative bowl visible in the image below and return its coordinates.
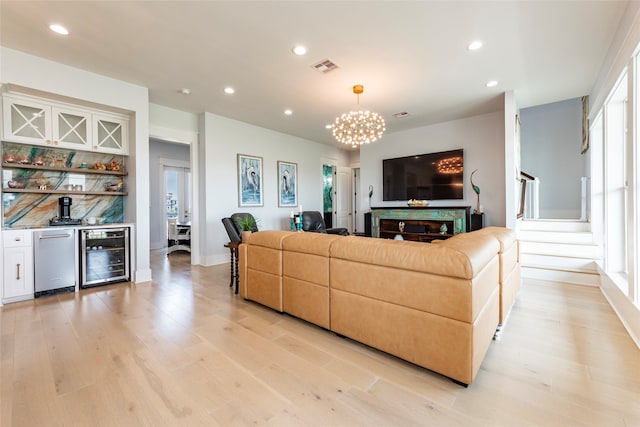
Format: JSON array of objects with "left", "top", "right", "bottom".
[
  {"left": 17, "top": 155, "right": 30, "bottom": 164},
  {"left": 407, "top": 199, "right": 429, "bottom": 207},
  {"left": 3, "top": 154, "right": 16, "bottom": 163},
  {"left": 7, "top": 180, "right": 25, "bottom": 189}
]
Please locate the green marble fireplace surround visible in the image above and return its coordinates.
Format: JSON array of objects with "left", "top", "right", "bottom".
[{"left": 371, "top": 206, "right": 471, "bottom": 242}]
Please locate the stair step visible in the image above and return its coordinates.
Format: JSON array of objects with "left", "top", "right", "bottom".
[
  {"left": 519, "top": 241, "right": 602, "bottom": 259},
  {"left": 518, "top": 230, "right": 595, "bottom": 244},
  {"left": 520, "top": 253, "right": 599, "bottom": 273},
  {"left": 519, "top": 219, "right": 591, "bottom": 232},
  {"left": 521, "top": 266, "right": 600, "bottom": 286}
]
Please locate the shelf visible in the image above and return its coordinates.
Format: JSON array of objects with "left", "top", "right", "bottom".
[
  {"left": 2, "top": 188, "right": 127, "bottom": 196},
  {"left": 380, "top": 231, "right": 453, "bottom": 238},
  {"left": 2, "top": 162, "right": 127, "bottom": 176}
]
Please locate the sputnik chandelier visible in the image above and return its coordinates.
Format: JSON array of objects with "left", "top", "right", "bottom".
[{"left": 332, "top": 85, "right": 386, "bottom": 146}]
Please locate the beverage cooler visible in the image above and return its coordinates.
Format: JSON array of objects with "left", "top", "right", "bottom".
[{"left": 80, "top": 227, "right": 130, "bottom": 288}]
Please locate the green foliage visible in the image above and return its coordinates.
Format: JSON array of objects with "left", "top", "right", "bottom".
[{"left": 235, "top": 215, "right": 258, "bottom": 231}]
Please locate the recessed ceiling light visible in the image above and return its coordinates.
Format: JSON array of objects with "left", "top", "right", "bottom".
[
  {"left": 467, "top": 40, "right": 483, "bottom": 51},
  {"left": 179, "top": 88, "right": 191, "bottom": 95},
  {"left": 49, "top": 24, "right": 69, "bottom": 35},
  {"left": 292, "top": 45, "right": 307, "bottom": 56},
  {"left": 224, "top": 87, "right": 235, "bottom": 95},
  {"left": 486, "top": 80, "right": 498, "bottom": 88},
  {"left": 284, "top": 109, "right": 293, "bottom": 115}
]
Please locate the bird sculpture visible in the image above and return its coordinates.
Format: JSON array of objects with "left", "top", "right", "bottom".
[{"left": 470, "top": 169, "right": 481, "bottom": 214}]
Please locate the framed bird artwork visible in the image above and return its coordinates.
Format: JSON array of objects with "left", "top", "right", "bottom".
[
  {"left": 277, "top": 160, "right": 297, "bottom": 207},
  {"left": 237, "top": 153, "right": 264, "bottom": 207}
]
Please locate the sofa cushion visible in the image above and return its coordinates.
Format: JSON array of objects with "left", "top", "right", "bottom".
[
  {"left": 282, "top": 231, "right": 342, "bottom": 257},
  {"left": 331, "top": 234, "right": 499, "bottom": 279}
]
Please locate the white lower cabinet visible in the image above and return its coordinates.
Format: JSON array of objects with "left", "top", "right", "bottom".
[{"left": 2, "top": 230, "right": 34, "bottom": 303}]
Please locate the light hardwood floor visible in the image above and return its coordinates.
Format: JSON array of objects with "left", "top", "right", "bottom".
[{"left": 1, "top": 250, "right": 639, "bottom": 426}]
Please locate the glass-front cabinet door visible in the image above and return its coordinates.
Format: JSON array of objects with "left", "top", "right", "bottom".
[
  {"left": 2, "top": 96, "right": 52, "bottom": 144},
  {"left": 52, "top": 107, "right": 91, "bottom": 150},
  {"left": 92, "top": 114, "right": 128, "bottom": 155}
]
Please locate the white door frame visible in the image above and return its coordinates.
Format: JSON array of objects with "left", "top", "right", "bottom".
[{"left": 150, "top": 124, "right": 199, "bottom": 265}]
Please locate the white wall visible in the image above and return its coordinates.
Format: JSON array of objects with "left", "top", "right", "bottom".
[
  {"left": 0, "top": 47, "right": 152, "bottom": 283},
  {"left": 199, "top": 112, "right": 349, "bottom": 265},
  {"left": 520, "top": 98, "right": 586, "bottom": 219},
  {"left": 360, "top": 111, "right": 506, "bottom": 227}
]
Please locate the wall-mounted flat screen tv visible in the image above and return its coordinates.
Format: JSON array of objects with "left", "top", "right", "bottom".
[{"left": 383, "top": 149, "right": 464, "bottom": 201}]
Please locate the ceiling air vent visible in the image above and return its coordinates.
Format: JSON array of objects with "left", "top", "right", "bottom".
[
  {"left": 312, "top": 59, "right": 339, "bottom": 74},
  {"left": 392, "top": 111, "right": 410, "bottom": 118}
]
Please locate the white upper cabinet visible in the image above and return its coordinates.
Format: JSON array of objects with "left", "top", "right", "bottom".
[
  {"left": 2, "top": 93, "right": 129, "bottom": 155},
  {"left": 92, "top": 114, "right": 128, "bottom": 155},
  {"left": 52, "top": 106, "right": 92, "bottom": 150},
  {"left": 2, "top": 96, "right": 52, "bottom": 144}
]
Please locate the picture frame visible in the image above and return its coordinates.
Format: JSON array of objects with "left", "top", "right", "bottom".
[
  {"left": 277, "top": 160, "right": 298, "bottom": 207},
  {"left": 237, "top": 154, "right": 263, "bottom": 207}
]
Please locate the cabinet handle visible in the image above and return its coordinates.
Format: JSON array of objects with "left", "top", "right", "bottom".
[{"left": 16, "top": 263, "right": 21, "bottom": 280}]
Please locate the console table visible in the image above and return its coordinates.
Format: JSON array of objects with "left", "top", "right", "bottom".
[{"left": 371, "top": 206, "right": 471, "bottom": 242}]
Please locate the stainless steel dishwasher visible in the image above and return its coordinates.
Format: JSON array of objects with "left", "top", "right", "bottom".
[{"left": 33, "top": 229, "right": 77, "bottom": 297}]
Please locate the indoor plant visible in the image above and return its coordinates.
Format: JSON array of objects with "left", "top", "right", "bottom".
[{"left": 235, "top": 215, "right": 258, "bottom": 242}]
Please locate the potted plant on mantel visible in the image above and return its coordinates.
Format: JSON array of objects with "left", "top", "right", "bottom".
[{"left": 235, "top": 215, "right": 258, "bottom": 243}]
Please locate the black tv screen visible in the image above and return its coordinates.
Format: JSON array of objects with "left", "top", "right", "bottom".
[{"left": 383, "top": 149, "right": 464, "bottom": 201}]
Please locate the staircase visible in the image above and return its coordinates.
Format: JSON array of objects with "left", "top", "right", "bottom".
[{"left": 518, "top": 220, "right": 602, "bottom": 286}]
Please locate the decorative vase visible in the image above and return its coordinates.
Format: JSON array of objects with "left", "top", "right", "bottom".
[{"left": 242, "top": 230, "right": 252, "bottom": 243}]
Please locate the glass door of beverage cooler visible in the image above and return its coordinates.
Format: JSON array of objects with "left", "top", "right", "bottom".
[{"left": 81, "top": 227, "right": 130, "bottom": 288}]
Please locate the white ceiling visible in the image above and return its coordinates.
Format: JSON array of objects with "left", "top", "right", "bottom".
[{"left": 0, "top": 1, "right": 629, "bottom": 148}]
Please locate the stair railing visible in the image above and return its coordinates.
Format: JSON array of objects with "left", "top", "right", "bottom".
[{"left": 518, "top": 171, "right": 539, "bottom": 219}]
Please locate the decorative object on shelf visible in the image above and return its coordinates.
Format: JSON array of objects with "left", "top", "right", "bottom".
[
  {"left": 470, "top": 169, "right": 481, "bottom": 214},
  {"left": 7, "top": 179, "right": 25, "bottom": 189},
  {"left": 237, "top": 153, "right": 263, "bottom": 207},
  {"left": 368, "top": 185, "right": 373, "bottom": 210},
  {"left": 105, "top": 179, "right": 124, "bottom": 192},
  {"left": 37, "top": 179, "right": 49, "bottom": 190},
  {"left": 3, "top": 153, "right": 16, "bottom": 163},
  {"left": 394, "top": 234, "right": 404, "bottom": 240},
  {"left": 80, "top": 161, "right": 88, "bottom": 169},
  {"left": 332, "top": 85, "right": 386, "bottom": 146},
  {"left": 17, "top": 155, "right": 30, "bottom": 164},
  {"left": 277, "top": 160, "right": 297, "bottom": 207},
  {"left": 398, "top": 221, "right": 405, "bottom": 233},
  {"left": 439, "top": 223, "right": 448, "bottom": 235},
  {"left": 106, "top": 161, "right": 122, "bottom": 171},
  {"left": 32, "top": 156, "right": 44, "bottom": 166},
  {"left": 407, "top": 199, "right": 429, "bottom": 207}
]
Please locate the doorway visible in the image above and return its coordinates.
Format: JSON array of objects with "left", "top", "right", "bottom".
[
  {"left": 322, "top": 164, "right": 335, "bottom": 228},
  {"left": 149, "top": 139, "right": 191, "bottom": 251},
  {"left": 164, "top": 165, "right": 191, "bottom": 223}
]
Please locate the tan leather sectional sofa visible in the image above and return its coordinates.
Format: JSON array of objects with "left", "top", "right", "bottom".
[{"left": 238, "top": 227, "right": 519, "bottom": 385}]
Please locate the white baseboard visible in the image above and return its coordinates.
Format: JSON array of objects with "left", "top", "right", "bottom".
[{"left": 599, "top": 270, "right": 640, "bottom": 350}]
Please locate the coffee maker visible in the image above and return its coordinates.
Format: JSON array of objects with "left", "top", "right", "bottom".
[{"left": 50, "top": 196, "right": 82, "bottom": 226}]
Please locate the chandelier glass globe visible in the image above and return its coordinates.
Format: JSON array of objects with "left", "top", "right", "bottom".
[{"left": 332, "top": 85, "right": 386, "bottom": 146}]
